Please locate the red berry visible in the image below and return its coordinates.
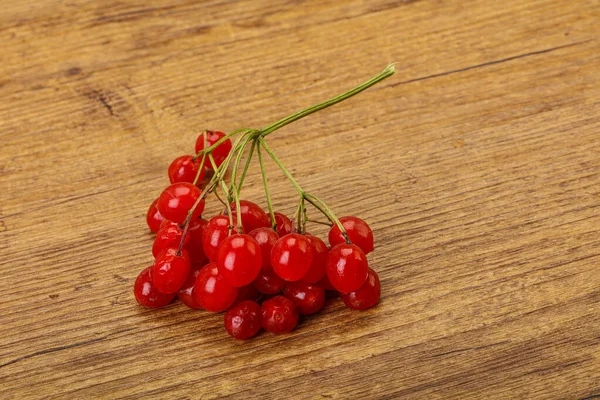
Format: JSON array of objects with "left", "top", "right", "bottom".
[
  {"left": 229, "top": 200, "right": 270, "bottom": 232},
  {"left": 168, "top": 155, "right": 205, "bottom": 186},
  {"left": 146, "top": 198, "right": 164, "bottom": 233},
  {"left": 284, "top": 281, "right": 326, "bottom": 315},
  {"left": 261, "top": 295, "right": 299, "bottom": 334},
  {"left": 134, "top": 266, "right": 176, "bottom": 308},
  {"left": 301, "top": 235, "right": 328, "bottom": 284},
  {"left": 224, "top": 301, "right": 262, "bottom": 340},
  {"left": 177, "top": 264, "right": 203, "bottom": 309},
  {"left": 253, "top": 267, "right": 287, "bottom": 294},
  {"left": 269, "top": 212, "right": 292, "bottom": 236},
  {"left": 202, "top": 215, "right": 241, "bottom": 262},
  {"left": 152, "top": 248, "right": 191, "bottom": 294},
  {"left": 195, "top": 130, "right": 232, "bottom": 170},
  {"left": 193, "top": 263, "right": 238, "bottom": 312},
  {"left": 217, "top": 234, "right": 262, "bottom": 287},
  {"left": 187, "top": 218, "right": 209, "bottom": 265},
  {"left": 270, "top": 233, "right": 313, "bottom": 282},
  {"left": 328, "top": 216, "right": 374, "bottom": 255},
  {"left": 157, "top": 183, "right": 204, "bottom": 224},
  {"left": 234, "top": 284, "right": 260, "bottom": 304},
  {"left": 315, "top": 273, "right": 337, "bottom": 291},
  {"left": 341, "top": 268, "right": 381, "bottom": 310},
  {"left": 249, "top": 227, "right": 279, "bottom": 269},
  {"left": 152, "top": 221, "right": 189, "bottom": 258},
  {"left": 326, "top": 243, "right": 368, "bottom": 294}
]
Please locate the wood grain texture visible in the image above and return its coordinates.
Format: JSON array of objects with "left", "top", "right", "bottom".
[{"left": 1, "top": 0, "right": 599, "bottom": 398}]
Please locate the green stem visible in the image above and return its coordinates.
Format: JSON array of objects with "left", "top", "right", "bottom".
[
  {"left": 256, "top": 142, "right": 276, "bottom": 228},
  {"left": 193, "top": 128, "right": 252, "bottom": 161},
  {"left": 229, "top": 133, "right": 253, "bottom": 196},
  {"left": 259, "top": 137, "right": 304, "bottom": 197},
  {"left": 192, "top": 152, "right": 207, "bottom": 186},
  {"left": 304, "top": 193, "right": 350, "bottom": 244},
  {"left": 237, "top": 139, "right": 256, "bottom": 192},
  {"left": 261, "top": 63, "right": 395, "bottom": 137}
]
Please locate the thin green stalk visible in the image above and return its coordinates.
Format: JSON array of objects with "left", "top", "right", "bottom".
[
  {"left": 192, "top": 152, "right": 207, "bottom": 186},
  {"left": 259, "top": 137, "right": 304, "bottom": 197},
  {"left": 256, "top": 142, "right": 276, "bottom": 228},
  {"left": 237, "top": 139, "right": 256, "bottom": 192},
  {"left": 261, "top": 64, "right": 395, "bottom": 137},
  {"left": 193, "top": 128, "right": 252, "bottom": 161},
  {"left": 304, "top": 193, "right": 350, "bottom": 244}
]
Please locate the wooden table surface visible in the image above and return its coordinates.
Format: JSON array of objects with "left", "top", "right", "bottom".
[{"left": 1, "top": 0, "right": 599, "bottom": 398}]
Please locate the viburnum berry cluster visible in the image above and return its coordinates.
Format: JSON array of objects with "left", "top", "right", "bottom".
[{"left": 134, "top": 65, "right": 395, "bottom": 340}]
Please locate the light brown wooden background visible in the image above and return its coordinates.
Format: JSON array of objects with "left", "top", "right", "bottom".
[{"left": 1, "top": 0, "right": 599, "bottom": 398}]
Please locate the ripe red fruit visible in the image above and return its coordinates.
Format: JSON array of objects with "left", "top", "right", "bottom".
[
  {"left": 261, "top": 295, "right": 299, "bottom": 334},
  {"left": 315, "top": 273, "right": 337, "bottom": 291},
  {"left": 187, "top": 217, "right": 208, "bottom": 265},
  {"left": 326, "top": 243, "right": 369, "bottom": 294},
  {"left": 193, "top": 263, "right": 238, "bottom": 312},
  {"left": 301, "top": 235, "right": 328, "bottom": 284},
  {"left": 253, "top": 267, "right": 287, "bottom": 295},
  {"left": 248, "top": 227, "right": 279, "bottom": 269},
  {"left": 328, "top": 216, "right": 374, "bottom": 254},
  {"left": 270, "top": 212, "right": 292, "bottom": 236},
  {"left": 270, "top": 233, "right": 313, "bottom": 282},
  {"left": 177, "top": 264, "right": 203, "bottom": 309},
  {"left": 152, "top": 248, "right": 191, "bottom": 294},
  {"left": 229, "top": 200, "right": 270, "bottom": 232},
  {"left": 195, "top": 130, "right": 232, "bottom": 170},
  {"left": 152, "top": 221, "right": 189, "bottom": 258},
  {"left": 217, "top": 234, "right": 262, "bottom": 287},
  {"left": 224, "top": 301, "right": 262, "bottom": 340},
  {"left": 146, "top": 198, "right": 164, "bottom": 233},
  {"left": 202, "top": 215, "right": 242, "bottom": 262},
  {"left": 134, "top": 266, "right": 176, "bottom": 308},
  {"left": 234, "top": 284, "right": 260, "bottom": 304},
  {"left": 157, "top": 182, "right": 204, "bottom": 224},
  {"left": 284, "top": 281, "right": 326, "bottom": 315},
  {"left": 341, "top": 268, "right": 381, "bottom": 310},
  {"left": 168, "top": 155, "right": 205, "bottom": 186}
]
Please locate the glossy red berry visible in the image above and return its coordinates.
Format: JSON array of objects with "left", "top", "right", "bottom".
[
  {"left": 341, "top": 268, "right": 381, "bottom": 310},
  {"left": 224, "top": 301, "right": 262, "bottom": 340},
  {"left": 284, "top": 281, "right": 326, "bottom": 315},
  {"left": 315, "top": 273, "right": 337, "bottom": 291},
  {"left": 229, "top": 200, "right": 270, "bottom": 232},
  {"left": 152, "top": 221, "right": 189, "bottom": 258},
  {"left": 157, "top": 182, "right": 204, "bottom": 224},
  {"left": 202, "top": 215, "right": 241, "bottom": 262},
  {"left": 253, "top": 267, "right": 287, "bottom": 294},
  {"left": 301, "top": 235, "right": 328, "bottom": 284},
  {"left": 326, "top": 243, "right": 369, "bottom": 294},
  {"left": 328, "top": 216, "right": 374, "bottom": 255},
  {"left": 177, "top": 264, "right": 203, "bottom": 309},
  {"left": 168, "top": 155, "right": 205, "bottom": 186},
  {"left": 217, "top": 234, "right": 262, "bottom": 287},
  {"left": 195, "top": 130, "right": 232, "bottom": 170},
  {"left": 134, "top": 266, "right": 176, "bottom": 308},
  {"left": 234, "top": 284, "right": 260, "bottom": 304},
  {"left": 193, "top": 263, "right": 238, "bottom": 312},
  {"left": 248, "top": 227, "right": 279, "bottom": 269},
  {"left": 270, "top": 212, "right": 292, "bottom": 236},
  {"left": 261, "top": 295, "right": 299, "bottom": 334},
  {"left": 152, "top": 248, "right": 191, "bottom": 294},
  {"left": 187, "top": 217, "right": 209, "bottom": 265},
  {"left": 146, "top": 198, "right": 164, "bottom": 233},
  {"left": 270, "top": 233, "right": 313, "bottom": 282}
]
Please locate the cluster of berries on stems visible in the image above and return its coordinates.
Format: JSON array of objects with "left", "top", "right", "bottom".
[{"left": 135, "top": 64, "right": 395, "bottom": 339}]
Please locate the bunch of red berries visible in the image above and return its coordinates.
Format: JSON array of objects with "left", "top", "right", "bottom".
[{"left": 133, "top": 65, "right": 395, "bottom": 340}]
